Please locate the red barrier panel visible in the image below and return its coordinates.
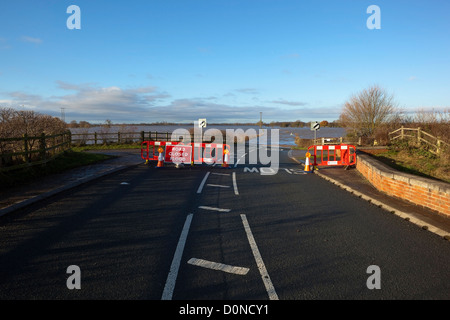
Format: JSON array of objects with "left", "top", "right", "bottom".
[
  {"left": 141, "top": 141, "right": 182, "bottom": 161},
  {"left": 141, "top": 141, "right": 231, "bottom": 165},
  {"left": 307, "top": 144, "right": 357, "bottom": 167}
]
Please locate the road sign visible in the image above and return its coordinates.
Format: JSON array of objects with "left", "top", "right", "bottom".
[
  {"left": 198, "top": 118, "right": 207, "bottom": 128},
  {"left": 311, "top": 121, "right": 320, "bottom": 131},
  {"left": 165, "top": 145, "right": 192, "bottom": 164}
]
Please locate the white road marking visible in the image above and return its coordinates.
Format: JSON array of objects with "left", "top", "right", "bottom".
[
  {"left": 198, "top": 206, "right": 231, "bottom": 213},
  {"left": 197, "top": 172, "right": 210, "bottom": 194},
  {"left": 232, "top": 172, "right": 239, "bottom": 195},
  {"left": 211, "top": 173, "right": 231, "bottom": 176},
  {"left": 241, "top": 214, "right": 279, "bottom": 300},
  {"left": 188, "top": 258, "right": 249, "bottom": 276},
  {"left": 161, "top": 213, "right": 193, "bottom": 300},
  {"left": 207, "top": 184, "right": 230, "bottom": 188}
]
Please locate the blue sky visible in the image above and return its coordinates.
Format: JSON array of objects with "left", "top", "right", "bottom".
[{"left": 0, "top": 0, "right": 449, "bottom": 124}]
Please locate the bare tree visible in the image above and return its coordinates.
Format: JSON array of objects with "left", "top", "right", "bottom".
[{"left": 339, "top": 85, "right": 399, "bottom": 138}]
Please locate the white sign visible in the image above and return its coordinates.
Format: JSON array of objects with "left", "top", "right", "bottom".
[
  {"left": 311, "top": 121, "right": 320, "bottom": 131},
  {"left": 198, "top": 119, "right": 207, "bottom": 128}
]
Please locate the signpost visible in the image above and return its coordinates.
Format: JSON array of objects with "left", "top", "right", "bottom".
[
  {"left": 198, "top": 119, "right": 207, "bottom": 128},
  {"left": 311, "top": 121, "right": 320, "bottom": 144}
]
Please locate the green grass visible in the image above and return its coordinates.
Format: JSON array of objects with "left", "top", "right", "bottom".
[
  {"left": 372, "top": 145, "right": 450, "bottom": 183},
  {"left": 289, "top": 146, "right": 309, "bottom": 150},
  {"left": 0, "top": 150, "right": 114, "bottom": 189},
  {"left": 72, "top": 143, "right": 142, "bottom": 152}
]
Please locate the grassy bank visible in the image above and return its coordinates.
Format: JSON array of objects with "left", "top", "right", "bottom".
[
  {"left": 72, "top": 143, "right": 141, "bottom": 152},
  {"left": 0, "top": 150, "right": 113, "bottom": 189},
  {"left": 368, "top": 143, "right": 450, "bottom": 183}
]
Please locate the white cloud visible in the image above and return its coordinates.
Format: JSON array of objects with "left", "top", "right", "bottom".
[
  {"left": 21, "top": 36, "right": 43, "bottom": 44},
  {"left": 235, "top": 88, "right": 260, "bottom": 95},
  {"left": 269, "top": 99, "right": 308, "bottom": 106},
  {"left": 408, "top": 76, "right": 418, "bottom": 81},
  {"left": 1, "top": 82, "right": 341, "bottom": 123}
]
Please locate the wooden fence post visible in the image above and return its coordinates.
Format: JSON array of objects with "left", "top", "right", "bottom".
[
  {"left": 23, "top": 133, "right": 29, "bottom": 163},
  {"left": 437, "top": 137, "right": 441, "bottom": 155},
  {"left": 417, "top": 127, "right": 421, "bottom": 144},
  {"left": 68, "top": 131, "right": 72, "bottom": 149},
  {"left": 401, "top": 126, "right": 404, "bottom": 140},
  {"left": 39, "top": 133, "right": 46, "bottom": 161},
  {"left": 140, "top": 131, "right": 145, "bottom": 142}
]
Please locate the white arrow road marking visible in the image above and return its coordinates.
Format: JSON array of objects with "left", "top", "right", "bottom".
[
  {"left": 188, "top": 258, "right": 249, "bottom": 276},
  {"left": 241, "top": 214, "right": 279, "bottom": 300},
  {"left": 232, "top": 172, "right": 239, "bottom": 195},
  {"left": 197, "top": 172, "right": 210, "bottom": 194},
  {"left": 161, "top": 213, "right": 193, "bottom": 300}
]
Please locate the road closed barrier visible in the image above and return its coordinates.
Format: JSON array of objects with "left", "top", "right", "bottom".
[
  {"left": 141, "top": 141, "right": 231, "bottom": 166},
  {"left": 307, "top": 144, "right": 357, "bottom": 167},
  {"left": 165, "top": 144, "right": 192, "bottom": 164}
]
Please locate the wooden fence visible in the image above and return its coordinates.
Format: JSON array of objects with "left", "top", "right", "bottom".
[
  {"left": 70, "top": 131, "right": 212, "bottom": 145},
  {"left": 388, "top": 126, "right": 449, "bottom": 155},
  {"left": 0, "top": 131, "right": 72, "bottom": 172}
]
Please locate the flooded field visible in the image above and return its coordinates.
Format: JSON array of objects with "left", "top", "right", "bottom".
[{"left": 70, "top": 124, "right": 347, "bottom": 146}]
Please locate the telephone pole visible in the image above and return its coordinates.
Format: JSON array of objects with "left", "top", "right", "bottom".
[{"left": 60, "top": 108, "right": 66, "bottom": 123}]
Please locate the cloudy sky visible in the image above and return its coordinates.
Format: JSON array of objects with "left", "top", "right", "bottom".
[{"left": 0, "top": 0, "right": 449, "bottom": 124}]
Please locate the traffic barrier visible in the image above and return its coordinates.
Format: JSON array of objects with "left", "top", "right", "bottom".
[
  {"left": 141, "top": 141, "right": 231, "bottom": 166},
  {"left": 307, "top": 144, "right": 357, "bottom": 167},
  {"left": 142, "top": 141, "right": 175, "bottom": 162}
]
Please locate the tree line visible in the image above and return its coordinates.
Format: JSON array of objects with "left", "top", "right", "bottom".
[
  {"left": 339, "top": 85, "right": 449, "bottom": 145},
  {"left": 0, "top": 107, "right": 66, "bottom": 139}
]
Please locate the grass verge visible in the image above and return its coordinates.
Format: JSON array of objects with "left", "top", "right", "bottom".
[
  {"left": 0, "top": 150, "right": 114, "bottom": 189},
  {"left": 72, "top": 143, "right": 141, "bottom": 152},
  {"left": 369, "top": 144, "right": 450, "bottom": 183}
]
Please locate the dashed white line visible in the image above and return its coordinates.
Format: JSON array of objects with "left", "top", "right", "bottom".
[
  {"left": 161, "top": 213, "right": 193, "bottom": 300},
  {"left": 198, "top": 206, "right": 231, "bottom": 213},
  {"left": 232, "top": 172, "right": 239, "bottom": 195},
  {"left": 211, "top": 173, "right": 231, "bottom": 176},
  {"left": 207, "top": 184, "right": 230, "bottom": 188},
  {"left": 197, "top": 172, "right": 210, "bottom": 194},
  {"left": 241, "top": 214, "right": 279, "bottom": 300},
  {"left": 188, "top": 258, "right": 249, "bottom": 276}
]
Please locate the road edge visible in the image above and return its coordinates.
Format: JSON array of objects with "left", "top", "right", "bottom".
[
  {"left": 288, "top": 153, "right": 450, "bottom": 240},
  {"left": 0, "top": 163, "right": 140, "bottom": 218}
]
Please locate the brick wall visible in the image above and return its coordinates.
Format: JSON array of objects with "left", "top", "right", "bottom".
[{"left": 356, "top": 153, "right": 450, "bottom": 217}]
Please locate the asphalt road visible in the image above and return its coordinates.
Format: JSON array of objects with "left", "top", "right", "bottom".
[{"left": 0, "top": 145, "right": 449, "bottom": 301}]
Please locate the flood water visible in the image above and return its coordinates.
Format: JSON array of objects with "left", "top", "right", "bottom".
[{"left": 70, "top": 124, "right": 347, "bottom": 146}]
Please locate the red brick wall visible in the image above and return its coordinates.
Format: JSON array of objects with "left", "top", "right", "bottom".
[{"left": 356, "top": 154, "right": 450, "bottom": 217}]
